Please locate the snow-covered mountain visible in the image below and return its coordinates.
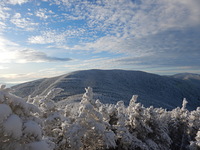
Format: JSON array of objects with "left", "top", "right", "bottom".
[
  {"left": 171, "top": 73, "right": 200, "bottom": 88},
  {"left": 11, "top": 70, "right": 200, "bottom": 110},
  {"left": 171, "top": 73, "right": 200, "bottom": 80}
]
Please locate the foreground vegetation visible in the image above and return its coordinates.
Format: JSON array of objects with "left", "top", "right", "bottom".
[{"left": 0, "top": 85, "right": 199, "bottom": 150}]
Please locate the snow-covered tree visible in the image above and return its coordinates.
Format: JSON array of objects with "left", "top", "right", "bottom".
[
  {"left": 126, "top": 95, "right": 152, "bottom": 149},
  {"left": 1, "top": 84, "right": 199, "bottom": 150},
  {"left": 168, "top": 98, "right": 190, "bottom": 150},
  {"left": 189, "top": 130, "right": 200, "bottom": 150},
  {"left": 110, "top": 101, "right": 133, "bottom": 150},
  {"left": 0, "top": 85, "right": 51, "bottom": 150},
  {"left": 144, "top": 107, "right": 171, "bottom": 150},
  {"left": 125, "top": 95, "right": 171, "bottom": 150},
  {"left": 188, "top": 107, "right": 200, "bottom": 144},
  {"left": 188, "top": 107, "right": 200, "bottom": 150},
  {"left": 28, "top": 88, "right": 69, "bottom": 150},
  {"left": 66, "top": 87, "right": 116, "bottom": 150}
]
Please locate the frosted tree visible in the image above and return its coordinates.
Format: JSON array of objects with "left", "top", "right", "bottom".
[
  {"left": 95, "top": 99, "right": 110, "bottom": 122},
  {"left": 0, "top": 85, "right": 51, "bottom": 150},
  {"left": 188, "top": 107, "right": 200, "bottom": 146},
  {"left": 28, "top": 88, "right": 69, "bottom": 150},
  {"left": 189, "top": 130, "right": 200, "bottom": 150},
  {"left": 125, "top": 96, "right": 172, "bottom": 150},
  {"left": 168, "top": 98, "right": 190, "bottom": 150},
  {"left": 110, "top": 101, "right": 134, "bottom": 150},
  {"left": 1, "top": 83, "right": 199, "bottom": 150},
  {"left": 66, "top": 87, "right": 116, "bottom": 150},
  {"left": 144, "top": 107, "right": 171, "bottom": 150},
  {"left": 126, "top": 95, "right": 153, "bottom": 149}
]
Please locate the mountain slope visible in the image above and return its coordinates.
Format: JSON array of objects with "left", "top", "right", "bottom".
[
  {"left": 11, "top": 69, "right": 200, "bottom": 110},
  {"left": 171, "top": 73, "right": 200, "bottom": 88},
  {"left": 171, "top": 73, "right": 200, "bottom": 80}
]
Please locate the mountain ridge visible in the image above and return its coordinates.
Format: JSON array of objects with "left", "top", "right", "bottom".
[{"left": 11, "top": 69, "right": 200, "bottom": 110}]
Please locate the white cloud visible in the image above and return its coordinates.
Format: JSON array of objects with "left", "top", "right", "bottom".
[
  {"left": 162, "top": 0, "right": 200, "bottom": 24},
  {"left": 0, "top": 21, "right": 6, "bottom": 32},
  {"left": 0, "top": 7, "right": 10, "bottom": 20},
  {"left": 63, "top": 57, "right": 119, "bottom": 71},
  {"left": 35, "top": 8, "right": 51, "bottom": 20},
  {"left": 0, "top": 36, "right": 71, "bottom": 63},
  {"left": 28, "top": 31, "right": 66, "bottom": 44},
  {"left": 7, "top": 0, "right": 29, "bottom": 5},
  {"left": 70, "top": 35, "right": 152, "bottom": 57},
  {"left": 54, "top": 0, "right": 200, "bottom": 38},
  {"left": 28, "top": 29, "right": 85, "bottom": 44},
  {"left": 61, "top": 13, "right": 85, "bottom": 20},
  {"left": 10, "top": 13, "right": 38, "bottom": 31},
  {"left": 16, "top": 49, "right": 71, "bottom": 63},
  {"left": 67, "top": 26, "right": 200, "bottom": 71}
]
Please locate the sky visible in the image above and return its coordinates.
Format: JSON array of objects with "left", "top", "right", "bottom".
[{"left": 0, "top": 0, "right": 200, "bottom": 85}]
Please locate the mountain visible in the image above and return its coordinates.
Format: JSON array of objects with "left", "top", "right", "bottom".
[
  {"left": 11, "top": 69, "right": 200, "bottom": 110},
  {"left": 171, "top": 73, "right": 200, "bottom": 80},
  {"left": 171, "top": 73, "right": 200, "bottom": 88}
]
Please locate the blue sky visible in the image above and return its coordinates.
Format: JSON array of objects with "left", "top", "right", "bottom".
[{"left": 0, "top": 0, "right": 200, "bottom": 84}]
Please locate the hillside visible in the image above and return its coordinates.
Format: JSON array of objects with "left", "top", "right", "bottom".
[
  {"left": 11, "top": 69, "right": 200, "bottom": 110},
  {"left": 171, "top": 73, "right": 200, "bottom": 88}
]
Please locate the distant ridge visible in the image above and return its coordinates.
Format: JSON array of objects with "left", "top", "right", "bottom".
[
  {"left": 11, "top": 69, "right": 200, "bottom": 110},
  {"left": 171, "top": 73, "right": 200, "bottom": 88},
  {"left": 171, "top": 73, "right": 200, "bottom": 81}
]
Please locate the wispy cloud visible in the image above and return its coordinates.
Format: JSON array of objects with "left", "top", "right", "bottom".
[
  {"left": 16, "top": 49, "right": 72, "bottom": 63},
  {"left": 26, "top": 0, "right": 200, "bottom": 60},
  {"left": 35, "top": 8, "right": 55, "bottom": 20},
  {"left": 35, "top": 8, "right": 48, "bottom": 19},
  {"left": 63, "top": 57, "right": 119, "bottom": 71},
  {"left": 28, "top": 29, "right": 85, "bottom": 44},
  {"left": 7, "top": 0, "right": 29, "bottom": 5},
  {"left": 52, "top": 0, "right": 200, "bottom": 38},
  {"left": 28, "top": 30, "right": 66, "bottom": 44},
  {"left": 0, "top": 5, "right": 10, "bottom": 20},
  {"left": 67, "top": 27, "right": 200, "bottom": 71},
  {"left": 0, "top": 36, "right": 72, "bottom": 63},
  {"left": 10, "top": 13, "right": 38, "bottom": 31}
]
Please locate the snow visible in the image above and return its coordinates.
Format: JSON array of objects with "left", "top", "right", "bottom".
[
  {"left": 27, "top": 141, "right": 50, "bottom": 150},
  {"left": 0, "top": 104, "right": 12, "bottom": 123},
  {"left": 7, "top": 93, "right": 29, "bottom": 113},
  {"left": 3, "top": 114, "right": 22, "bottom": 139},
  {"left": 28, "top": 103, "right": 40, "bottom": 114},
  {"left": 45, "top": 88, "right": 64, "bottom": 100},
  {"left": 104, "top": 131, "right": 117, "bottom": 148},
  {"left": 23, "top": 120, "right": 42, "bottom": 140},
  {"left": 181, "top": 98, "right": 188, "bottom": 110}
]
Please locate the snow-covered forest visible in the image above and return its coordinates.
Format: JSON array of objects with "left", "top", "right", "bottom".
[{"left": 0, "top": 85, "right": 199, "bottom": 150}]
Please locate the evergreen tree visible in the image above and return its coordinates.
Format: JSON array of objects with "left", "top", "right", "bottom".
[
  {"left": 0, "top": 85, "right": 51, "bottom": 150},
  {"left": 66, "top": 87, "right": 116, "bottom": 150}
]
